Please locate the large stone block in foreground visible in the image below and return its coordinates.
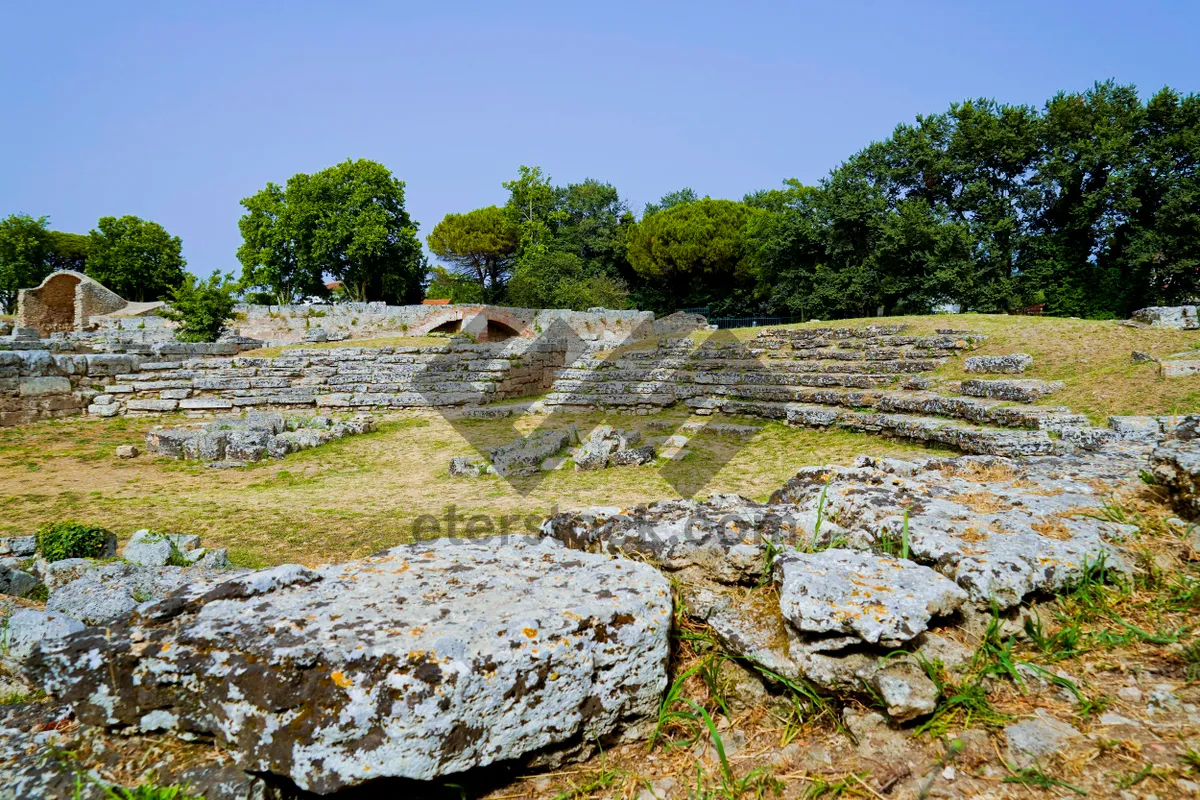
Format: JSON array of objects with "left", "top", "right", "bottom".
[{"left": 30, "top": 537, "right": 671, "bottom": 793}]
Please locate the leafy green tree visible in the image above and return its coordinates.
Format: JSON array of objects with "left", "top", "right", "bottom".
[
  {"left": 306, "top": 159, "right": 425, "bottom": 304},
  {"left": 0, "top": 214, "right": 52, "bottom": 312},
  {"left": 45, "top": 231, "right": 90, "bottom": 273},
  {"left": 506, "top": 251, "right": 628, "bottom": 310},
  {"left": 237, "top": 180, "right": 324, "bottom": 305},
  {"left": 238, "top": 160, "right": 424, "bottom": 305},
  {"left": 1020, "top": 81, "right": 1144, "bottom": 317},
  {"left": 426, "top": 206, "right": 519, "bottom": 302},
  {"left": 643, "top": 187, "right": 698, "bottom": 216},
  {"left": 160, "top": 272, "right": 238, "bottom": 342},
  {"left": 502, "top": 165, "right": 563, "bottom": 257},
  {"left": 86, "top": 215, "right": 186, "bottom": 302},
  {"left": 627, "top": 198, "right": 765, "bottom": 312}
]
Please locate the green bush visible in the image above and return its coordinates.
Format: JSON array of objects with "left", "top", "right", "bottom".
[
  {"left": 160, "top": 272, "right": 237, "bottom": 342},
  {"left": 35, "top": 522, "right": 114, "bottom": 561}
]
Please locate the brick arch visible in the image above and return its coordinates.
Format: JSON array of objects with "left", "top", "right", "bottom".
[{"left": 410, "top": 306, "right": 534, "bottom": 343}]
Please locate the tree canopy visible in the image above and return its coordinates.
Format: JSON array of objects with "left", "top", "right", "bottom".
[
  {"left": 0, "top": 214, "right": 53, "bottom": 312},
  {"left": 237, "top": 159, "right": 424, "bottom": 305},
  {"left": 86, "top": 215, "right": 186, "bottom": 302},
  {"left": 626, "top": 198, "right": 766, "bottom": 313},
  {"left": 426, "top": 206, "right": 519, "bottom": 303}
]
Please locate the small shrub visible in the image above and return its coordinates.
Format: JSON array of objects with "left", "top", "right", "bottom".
[
  {"left": 160, "top": 272, "right": 237, "bottom": 342},
  {"left": 35, "top": 522, "right": 114, "bottom": 562}
]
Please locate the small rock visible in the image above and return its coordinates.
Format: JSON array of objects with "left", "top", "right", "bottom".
[
  {"left": 0, "top": 608, "right": 84, "bottom": 666},
  {"left": 871, "top": 657, "right": 939, "bottom": 722},
  {"left": 0, "top": 537, "right": 36, "bottom": 558},
  {"left": 1004, "top": 711, "right": 1081, "bottom": 768},
  {"left": 1117, "top": 685, "right": 1143, "bottom": 703},
  {"left": 775, "top": 550, "right": 968, "bottom": 647},
  {"left": 115, "top": 445, "right": 139, "bottom": 459},
  {"left": 1131, "top": 351, "right": 1157, "bottom": 364},
  {"left": 122, "top": 530, "right": 202, "bottom": 567}
]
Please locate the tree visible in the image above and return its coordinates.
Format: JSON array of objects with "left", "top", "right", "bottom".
[
  {"left": 426, "top": 206, "right": 519, "bottom": 302},
  {"left": 160, "top": 272, "right": 238, "bottom": 342},
  {"left": 424, "top": 265, "right": 484, "bottom": 304},
  {"left": 45, "top": 231, "right": 90, "bottom": 273},
  {"left": 643, "top": 187, "right": 698, "bottom": 216},
  {"left": 86, "top": 215, "right": 186, "bottom": 301},
  {"left": 506, "top": 251, "right": 628, "bottom": 310},
  {"left": 502, "top": 165, "right": 563, "bottom": 257},
  {"left": 238, "top": 159, "right": 424, "bottom": 305},
  {"left": 306, "top": 159, "right": 425, "bottom": 304},
  {"left": 626, "top": 198, "right": 765, "bottom": 312},
  {"left": 0, "top": 214, "right": 52, "bottom": 312},
  {"left": 237, "top": 181, "right": 323, "bottom": 305}
]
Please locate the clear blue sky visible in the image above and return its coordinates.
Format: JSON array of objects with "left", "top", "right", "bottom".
[{"left": 2, "top": 1, "right": 1197, "bottom": 277}]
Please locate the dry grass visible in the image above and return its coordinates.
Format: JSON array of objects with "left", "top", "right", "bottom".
[
  {"left": 952, "top": 491, "right": 1010, "bottom": 514},
  {"left": 758, "top": 313, "right": 1200, "bottom": 422},
  {"left": 0, "top": 410, "right": 947, "bottom": 569}
]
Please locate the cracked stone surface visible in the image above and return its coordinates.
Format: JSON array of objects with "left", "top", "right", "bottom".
[
  {"left": 542, "top": 495, "right": 815, "bottom": 584},
  {"left": 774, "top": 550, "right": 967, "bottom": 647},
  {"left": 29, "top": 536, "right": 671, "bottom": 793},
  {"left": 46, "top": 563, "right": 240, "bottom": 625}
]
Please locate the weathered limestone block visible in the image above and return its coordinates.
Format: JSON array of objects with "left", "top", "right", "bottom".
[
  {"left": 1150, "top": 417, "right": 1200, "bottom": 517},
  {"left": 1131, "top": 305, "right": 1200, "bottom": 329},
  {"left": 964, "top": 353, "right": 1033, "bottom": 374},
  {"left": 960, "top": 378, "right": 1063, "bottom": 403},
  {"left": 30, "top": 537, "right": 672, "bottom": 793},
  {"left": 46, "top": 563, "right": 237, "bottom": 625},
  {"left": 543, "top": 495, "right": 815, "bottom": 585},
  {"left": 122, "top": 530, "right": 202, "bottom": 566},
  {"left": 489, "top": 426, "right": 576, "bottom": 477},
  {"left": 88, "top": 402, "right": 120, "bottom": 417},
  {"left": 770, "top": 454, "right": 1133, "bottom": 608},
  {"left": 448, "top": 455, "right": 487, "bottom": 477},
  {"left": 17, "top": 376, "right": 72, "bottom": 396},
  {"left": 0, "top": 537, "right": 36, "bottom": 557},
  {"left": 144, "top": 428, "right": 200, "bottom": 458},
  {"left": 0, "top": 608, "right": 84, "bottom": 668},
  {"left": 126, "top": 398, "right": 178, "bottom": 412},
  {"left": 774, "top": 550, "right": 967, "bottom": 647},
  {"left": 0, "top": 564, "right": 42, "bottom": 598}
]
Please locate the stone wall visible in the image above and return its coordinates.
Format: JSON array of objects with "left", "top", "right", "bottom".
[
  {"left": 0, "top": 351, "right": 136, "bottom": 426},
  {"left": 78, "top": 339, "right": 577, "bottom": 419},
  {"left": 226, "top": 303, "right": 660, "bottom": 344}
]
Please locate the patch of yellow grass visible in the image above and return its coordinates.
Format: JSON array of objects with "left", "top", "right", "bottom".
[{"left": 0, "top": 410, "right": 948, "bottom": 569}]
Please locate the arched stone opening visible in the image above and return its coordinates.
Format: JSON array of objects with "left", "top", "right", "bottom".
[
  {"left": 486, "top": 319, "right": 520, "bottom": 342},
  {"left": 428, "top": 318, "right": 462, "bottom": 335}
]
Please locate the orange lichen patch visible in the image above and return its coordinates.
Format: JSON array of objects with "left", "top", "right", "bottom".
[
  {"left": 330, "top": 671, "right": 352, "bottom": 688},
  {"left": 959, "top": 527, "right": 988, "bottom": 543},
  {"left": 1032, "top": 517, "right": 1074, "bottom": 541},
  {"left": 951, "top": 461, "right": 1017, "bottom": 483},
  {"left": 952, "top": 491, "right": 1010, "bottom": 513},
  {"left": 522, "top": 627, "right": 538, "bottom": 639}
]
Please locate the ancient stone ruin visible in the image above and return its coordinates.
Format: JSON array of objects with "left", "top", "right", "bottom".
[
  {"left": 144, "top": 411, "right": 376, "bottom": 465},
  {"left": 1, "top": 305, "right": 1199, "bottom": 797}
]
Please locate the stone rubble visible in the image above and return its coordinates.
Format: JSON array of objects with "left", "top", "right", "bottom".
[
  {"left": 145, "top": 411, "right": 376, "bottom": 464},
  {"left": 573, "top": 425, "right": 656, "bottom": 470},
  {"left": 450, "top": 425, "right": 578, "bottom": 477}
]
